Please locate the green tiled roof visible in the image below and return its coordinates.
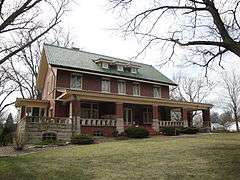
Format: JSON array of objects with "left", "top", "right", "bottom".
[{"left": 44, "top": 44, "right": 176, "bottom": 86}]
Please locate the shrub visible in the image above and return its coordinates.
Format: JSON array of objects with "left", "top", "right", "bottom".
[
  {"left": 124, "top": 127, "right": 149, "bottom": 138},
  {"left": 179, "top": 127, "right": 199, "bottom": 134},
  {"left": 162, "top": 127, "right": 180, "bottom": 136},
  {"left": 71, "top": 134, "right": 94, "bottom": 145},
  {"left": 112, "top": 130, "right": 119, "bottom": 137},
  {"left": 0, "top": 126, "right": 12, "bottom": 146}
]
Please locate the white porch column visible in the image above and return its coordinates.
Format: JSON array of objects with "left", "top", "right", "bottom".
[{"left": 116, "top": 102, "right": 124, "bottom": 133}]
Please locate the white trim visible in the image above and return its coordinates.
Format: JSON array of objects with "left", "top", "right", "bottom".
[{"left": 55, "top": 67, "right": 175, "bottom": 86}]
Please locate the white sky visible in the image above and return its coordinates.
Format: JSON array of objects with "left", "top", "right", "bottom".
[{"left": 5, "top": 0, "right": 240, "bottom": 116}]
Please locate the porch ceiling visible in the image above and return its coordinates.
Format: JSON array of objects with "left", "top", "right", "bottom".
[
  {"left": 15, "top": 98, "right": 49, "bottom": 108},
  {"left": 56, "top": 89, "right": 213, "bottom": 110}
]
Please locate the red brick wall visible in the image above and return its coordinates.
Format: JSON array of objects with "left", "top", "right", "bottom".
[
  {"left": 55, "top": 70, "right": 170, "bottom": 99},
  {"left": 110, "top": 78, "right": 117, "bottom": 93},
  {"left": 55, "top": 101, "right": 69, "bottom": 117},
  {"left": 126, "top": 81, "right": 133, "bottom": 95},
  {"left": 141, "top": 83, "right": 153, "bottom": 97},
  {"left": 56, "top": 70, "right": 70, "bottom": 88},
  {"left": 81, "top": 126, "right": 115, "bottom": 137},
  {"left": 161, "top": 86, "right": 169, "bottom": 98},
  {"left": 83, "top": 74, "right": 101, "bottom": 91}
]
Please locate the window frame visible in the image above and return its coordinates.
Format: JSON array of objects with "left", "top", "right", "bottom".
[
  {"left": 117, "top": 65, "right": 124, "bottom": 72},
  {"left": 153, "top": 86, "right": 161, "bottom": 98},
  {"left": 118, "top": 80, "right": 126, "bottom": 94},
  {"left": 70, "top": 73, "right": 82, "bottom": 90},
  {"left": 132, "top": 83, "right": 140, "bottom": 96},
  {"left": 101, "top": 78, "right": 111, "bottom": 93},
  {"left": 102, "top": 62, "right": 109, "bottom": 69}
]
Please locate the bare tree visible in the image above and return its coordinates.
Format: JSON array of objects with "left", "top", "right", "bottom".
[
  {"left": 0, "top": 69, "right": 18, "bottom": 115},
  {"left": 1, "top": 28, "right": 74, "bottom": 99},
  {"left": 109, "top": 0, "right": 240, "bottom": 72},
  {"left": 0, "top": 0, "right": 70, "bottom": 65},
  {"left": 170, "top": 72, "right": 214, "bottom": 122},
  {"left": 219, "top": 111, "right": 233, "bottom": 130},
  {"left": 171, "top": 72, "right": 214, "bottom": 103},
  {"left": 222, "top": 71, "right": 240, "bottom": 132}
]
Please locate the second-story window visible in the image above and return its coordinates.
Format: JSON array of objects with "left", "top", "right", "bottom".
[
  {"left": 102, "top": 79, "right": 110, "bottom": 92},
  {"left": 133, "top": 83, "right": 140, "bottom": 96},
  {"left": 153, "top": 86, "right": 161, "bottom": 98},
  {"left": 118, "top": 81, "right": 126, "bottom": 94},
  {"left": 70, "top": 74, "right": 82, "bottom": 89}
]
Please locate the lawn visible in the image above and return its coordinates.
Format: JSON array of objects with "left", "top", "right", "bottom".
[{"left": 0, "top": 133, "right": 239, "bottom": 180}]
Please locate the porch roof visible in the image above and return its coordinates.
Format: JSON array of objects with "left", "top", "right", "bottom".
[
  {"left": 15, "top": 98, "right": 49, "bottom": 108},
  {"left": 56, "top": 89, "right": 213, "bottom": 110}
]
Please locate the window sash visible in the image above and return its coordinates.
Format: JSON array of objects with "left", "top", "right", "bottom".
[
  {"left": 71, "top": 74, "right": 82, "bottom": 89},
  {"left": 153, "top": 87, "right": 161, "bottom": 98},
  {"left": 102, "top": 80, "right": 110, "bottom": 92},
  {"left": 118, "top": 82, "right": 126, "bottom": 94},
  {"left": 133, "top": 84, "right": 140, "bottom": 96}
]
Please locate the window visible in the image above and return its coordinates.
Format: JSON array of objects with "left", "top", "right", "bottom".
[
  {"left": 70, "top": 74, "right": 82, "bottom": 89},
  {"left": 131, "top": 68, "right": 137, "bottom": 74},
  {"left": 102, "top": 62, "right": 109, "bottom": 69},
  {"left": 81, "top": 103, "right": 99, "bottom": 119},
  {"left": 133, "top": 83, "right": 140, "bottom": 96},
  {"left": 102, "top": 79, "right": 110, "bottom": 92},
  {"left": 117, "top": 65, "right": 124, "bottom": 72},
  {"left": 143, "top": 107, "right": 152, "bottom": 124},
  {"left": 118, "top": 81, "right": 126, "bottom": 94},
  {"left": 153, "top": 87, "right": 161, "bottom": 98}
]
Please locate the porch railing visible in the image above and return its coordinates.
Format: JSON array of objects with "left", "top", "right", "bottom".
[
  {"left": 79, "top": 118, "right": 116, "bottom": 127},
  {"left": 159, "top": 121, "right": 184, "bottom": 127},
  {"left": 25, "top": 116, "right": 72, "bottom": 125}
]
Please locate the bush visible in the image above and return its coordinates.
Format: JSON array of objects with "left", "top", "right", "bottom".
[
  {"left": 179, "top": 127, "right": 199, "bottom": 134},
  {"left": 124, "top": 127, "right": 149, "bottom": 138},
  {"left": 71, "top": 134, "right": 94, "bottom": 145},
  {"left": 162, "top": 127, "right": 180, "bottom": 136},
  {"left": 0, "top": 126, "right": 12, "bottom": 146}
]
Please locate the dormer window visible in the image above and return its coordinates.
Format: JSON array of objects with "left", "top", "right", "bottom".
[
  {"left": 117, "top": 65, "right": 124, "bottom": 72},
  {"left": 131, "top": 67, "right": 137, "bottom": 74},
  {"left": 102, "top": 62, "right": 109, "bottom": 69}
]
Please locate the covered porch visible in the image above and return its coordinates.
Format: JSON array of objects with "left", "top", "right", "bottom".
[{"left": 55, "top": 89, "right": 213, "bottom": 134}]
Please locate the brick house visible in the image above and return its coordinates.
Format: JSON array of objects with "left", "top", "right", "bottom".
[{"left": 15, "top": 44, "right": 212, "bottom": 143}]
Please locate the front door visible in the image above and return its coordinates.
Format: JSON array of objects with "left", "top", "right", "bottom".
[{"left": 124, "top": 108, "right": 133, "bottom": 125}]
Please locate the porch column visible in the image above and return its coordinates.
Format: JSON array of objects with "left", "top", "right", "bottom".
[
  {"left": 152, "top": 105, "right": 160, "bottom": 132},
  {"left": 181, "top": 108, "right": 188, "bottom": 127},
  {"left": 187, "top": 111, "right": 193, "bottom": 127},
  {"left": 202, "top": 108, "right": 211, "bottom": 129},
  {"left": 72, "top": 100, "right": 81, "bottom": 132},
  {"left": 116, "top": 102, "right": 124, "bottom": 133}
]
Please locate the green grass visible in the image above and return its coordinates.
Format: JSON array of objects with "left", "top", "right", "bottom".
[{"left": 0, "top": 133, "right": 240, "bottom": 180}]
